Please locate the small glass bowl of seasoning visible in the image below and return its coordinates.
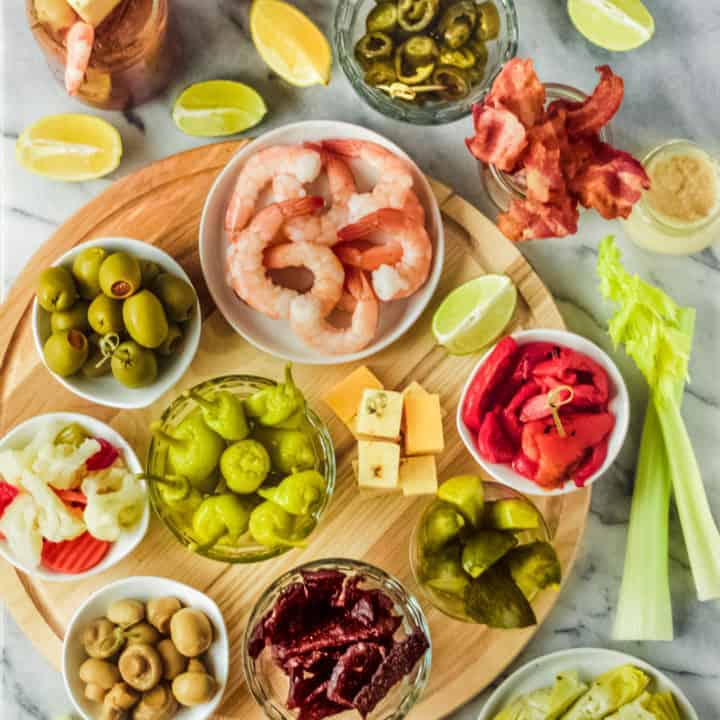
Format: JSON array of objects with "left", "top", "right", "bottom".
[
  {"left": 621, "top": 139, "right": 720, "bottom": 255},
  {"left": 334, "top": 0, "right": 518, "bottom": 125}
]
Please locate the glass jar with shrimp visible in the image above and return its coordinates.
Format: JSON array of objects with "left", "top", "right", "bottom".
[{"left": 26, "top": 0, "right": 179, "bottom": 110}]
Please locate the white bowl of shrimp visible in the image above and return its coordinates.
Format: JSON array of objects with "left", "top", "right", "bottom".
[{"left": 199, "top": 121, "right": 444, "bottom": 364}]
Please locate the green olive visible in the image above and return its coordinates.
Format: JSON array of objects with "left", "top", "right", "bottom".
[
  {"left": 111, "top": 340, "right": 158, "bottom": 388},
  {"left": 99, "top": 252, "right": 142, "bottom": 299},
  {"left": 122, "top": 290, "right": 169, "bottom": 349},
  {"left": 50, "top": 301, "right": 90, "bottom": 333},
  {"left": 139, "top": 259, "right": 161, "bottom": 288},
  {"left": 88, "top": 294, "right": 124, "bottom": 335},
  {"left": 157, "top": 322, "right": 183, "bottom": 356},
  {"left": 43, "top": 329, "right": 89, "bottom": 377},
  {"left": 152, "top": 274, "right": 197, "bottom": 322},
  {"left": 71, "top": 247, "right": 107, "bottom": 299},
  {"left": 36, "top": 266, "right": 78, "bottom": 312}
]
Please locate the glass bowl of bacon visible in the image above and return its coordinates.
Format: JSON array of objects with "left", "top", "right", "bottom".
[
  {"left": 243, "top": 559, "right": 431, "bottom": 720},
  {"left": 0, "top": 412, "right": 148, "bottom": 581},
  {"left": 334, "top": 0, "right": 518, "bottom": 125},
  {"left": 466, "top": 58, "right": 650, "bottom": 242},
  {"left": 457, "top": 329, "right": 630, "bottom": 496}
]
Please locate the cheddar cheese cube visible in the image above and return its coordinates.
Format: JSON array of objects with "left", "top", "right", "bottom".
[
  {"left": 322, "top": 366, "right": 383, "bottom": 424},
  {"left": 399, "top": 455, "right": 438, "bottom": 496},
  {"left": 357, "top": 440, "right": 400, "bottom": 490},
  {"left": 356, "top": 389, "right": 404, "bottom": 439},
  {"left": 403, "top": 385, "right": 444, "bottom": 455}
]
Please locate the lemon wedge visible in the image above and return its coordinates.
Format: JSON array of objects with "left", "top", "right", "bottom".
[
  {"left": 16, "top": 114, "right": 122, "bottom": 181},
  {"left": 250, "top": 0, "right": 332, "bottom": 87},
  {"left": 173, "top": 81, "right": 268, "bottom": 137},
  {"left": 567, "top": 0, "right": 655, "bottom": 52}
]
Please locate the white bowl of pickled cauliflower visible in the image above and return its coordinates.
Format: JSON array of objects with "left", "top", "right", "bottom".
[{"left": 0, "top": 412, "right": 148, "bottom": 582}]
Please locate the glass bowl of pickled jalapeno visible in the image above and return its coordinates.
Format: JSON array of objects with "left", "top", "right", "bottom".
[
  {"left": 146, "top": 371, "right": 336, "bottom": 563},
  {"left": 409, "top": 476, "right": 562, "bottom": 625},
  {"left": 334, "top": 0, "right": 518, "bottom": 124}
]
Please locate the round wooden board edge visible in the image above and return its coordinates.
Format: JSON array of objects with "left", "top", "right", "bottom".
[{"left": 0, "top": 141, "right": 591, "bottom": 699}]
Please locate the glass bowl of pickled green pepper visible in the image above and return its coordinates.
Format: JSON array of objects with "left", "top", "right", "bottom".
[
  {"left": 409, "top": 475, "right": 562, "bottom": 625},
  {"left": 334, "top": 0, "right": 518, "bottom": 124},
  {"left": 146, "top": 371, "right": 335, "bottom": 563}
]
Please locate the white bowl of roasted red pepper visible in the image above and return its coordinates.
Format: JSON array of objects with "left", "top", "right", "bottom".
[{"left": 457, "top": 329, "right": 629, "bottom": 496}]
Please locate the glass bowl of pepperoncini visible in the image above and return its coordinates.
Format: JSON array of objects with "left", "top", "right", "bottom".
[
  {"left": 146, "top": 373, "right": 336, "bottom": 563},
  {"left": 334, "top": 0, "right": 518, "bottom": 124}
]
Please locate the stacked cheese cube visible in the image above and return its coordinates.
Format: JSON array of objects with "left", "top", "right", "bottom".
[{"left": 323, "top": 367, "right": 445, "bottom": 496}]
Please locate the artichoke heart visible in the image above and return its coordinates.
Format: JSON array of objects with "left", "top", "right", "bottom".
[
  {"left": 547, "top": 670, "right": 588, "bottom": 719},
  {"left": 645, "top": 692, "right": 682, "bottom": 720},
  {"left": 493, "top": 687, "right": 551, "bottom": 720},
  {"left": 606, "top": 692, "right": 656, "bottom": 719}
]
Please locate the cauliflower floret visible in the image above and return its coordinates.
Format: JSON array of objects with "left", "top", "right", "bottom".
[
  {"left": 32, "top": 438, "right": 101, "bottom": 491},
  {"left": 19, "top": 470, "right": 86, "bottom": 542},
  {"left": 0, "top": 449, "right": 28, "bottom": 486},
  {"left": 82, "top": 468, "right": 146, "bottom": 542},
  {"left": 0, "top": 494, "right": 42, "bottom": 568}
]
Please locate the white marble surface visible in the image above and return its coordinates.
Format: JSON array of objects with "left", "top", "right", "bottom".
[{"left": 1, "top": 0, "right": 720, "bottom": 718}]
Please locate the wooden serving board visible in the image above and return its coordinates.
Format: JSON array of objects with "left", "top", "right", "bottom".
[{"left": 0, "top": 142, "right": 590, "bottom": 719}]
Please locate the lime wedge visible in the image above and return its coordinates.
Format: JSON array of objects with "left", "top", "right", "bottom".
[
  {"left": 250, "top": 0, "right": 332, "bottom": 87},
  {"left": 15, "top": 114, "right": 122, "bottom": 181},
  {"left": 567, "top": 0, "right": 654, "bottom": 52},
  {"left": 173, "top": 81, "right": 268, "bottom": 137},
  {"left": 432, "top": 275, "right": 517, "bottom": 355}
]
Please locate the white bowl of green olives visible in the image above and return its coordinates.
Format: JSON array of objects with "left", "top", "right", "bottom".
[
  {"left": 32, "top": 238, "right": 202, "bottom": 409},
  {"left": 63, "top": 576, "right": 229, "bottom": 720}
]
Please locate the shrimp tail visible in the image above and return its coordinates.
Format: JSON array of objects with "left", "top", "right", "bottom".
[
  {"left": 320, "top": 138, "right": 359, "bottom": 159},
  {"left": 337, "top": 208, "right": 403, "bottom": 242},
  {"left": 335, "top": 242, "right": 403, "bottom": 271},
  {"left": 346, "top": 267, "right": 375, "bottom": 301},
  {"left": 64, "top": 21, "right": 94, "bottom": 95},
  {"left": 279, "top": 195, "right": 324, "bottom": 218}
]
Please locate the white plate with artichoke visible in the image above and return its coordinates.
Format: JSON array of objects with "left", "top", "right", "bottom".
[{"left": 479, "top": 647, "right": 698, "bottom": 720}]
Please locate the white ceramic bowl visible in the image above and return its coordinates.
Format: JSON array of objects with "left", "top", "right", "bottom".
[
  {"left": 478, "top": 647, "right": 699, "bottom": 720},
  {"left": 199, "top": 120, "right": 445, "bottom": 365},
  {"left": 63, "top": 576, "right": 229, "bottom": 720},
  {"left": 457, "top": 329, "right": 630, "bottom": 496},
  {"left": 32, "top": 237, "right": 201, "bottom": 409},
  {"left": 0, "top": 412, "right": 149, "bottom": 582}
]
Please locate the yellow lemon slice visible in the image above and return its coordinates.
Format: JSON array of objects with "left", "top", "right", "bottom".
[
  {"left": 173, "top": 81, "right": 268, "bottom": 137},
  {"left": 16, "top": 114, "right": 122, "bottom": 182},
  {"left": 250, "top": 0, "right": 332, "bottom": 87}
]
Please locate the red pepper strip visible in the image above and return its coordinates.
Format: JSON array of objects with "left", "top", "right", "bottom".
[
  {"left": 520, "top": 384, "right": 604, "bottom": 422},
  {"left": 512, "top": 451, "right": 538, "bottom": 480},
  {"left": 533, "top": 348, "right": 610, "bottom": 404},
  {"left": 477, "top": 408, "right": 516, "bottom": 463},
  {"left": 510, "top": 342, "right": 559, "bottom": 383},
  {"left": 0, "top": 482, "right": 19, "bottom": 519},
  {"left": 51, "top": 487, "right": 88, "bottom": 508},
  {"left": 503, "top": 380, "right": 541, "bottom": 441},
  {"left": 86, "top": 438, "right": 119, "bottom": 471},
  {"left": 573, "top": 436, "right": 609, "bottom": 487},
  {"left": 41, "top": 532, "right": 111, "bottom": 574},
  {"left": 462, "top": 337, "right": 519, "bottom": 432}
]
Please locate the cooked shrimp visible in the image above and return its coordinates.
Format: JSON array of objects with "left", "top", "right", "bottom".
[
  {"left": 337, "top": 208, "right": 432, "bottom": 301},
  {"left": 335, "top": 240, "right": 403, "bottom": 271},
  {"left": 227, "top": 196, "right": 332, "bottom": 320},
  {"left": 225, "top": 145, "right": 323, "bottom": 232},
  {"left": 64, "top": 21, "right": 94, "bottom": 96},
  {"left": 279, "top": 147, "right": 357, "bottom": 245},
  {"left": 288, "top": 268, "right": 379, "bottom": 355},
  {"left": 262, "top": 242, "right": 345, "bottom": 315},
  {"left": 321, "top": 138, "right": 425, "bottom": 225}
]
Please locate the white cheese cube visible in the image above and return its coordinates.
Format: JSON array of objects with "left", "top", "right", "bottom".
[
  {"left": 355, "top": 389, "right": 404, "bottom": 439},
  {"left": 357, "top": 441, "right": 401, "bottom": 490}
]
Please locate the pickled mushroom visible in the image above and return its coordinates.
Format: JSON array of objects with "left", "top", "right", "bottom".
[
  {"left": 104, "top": 682, "right": 140, "bottom": 711},
  {"left": 132, "top": 683, "right": 178, "bottom": 720},
  {"left": 146, "top": 597, "right": 182, "bottom": 634},
  {"left": 172, "top": 668, "right": 217, "bottom": 706},
  {"left": 503, "top": 541, "right": 562, "bottom": 601},
  {"left": 464, "top": 564, "right": 536, "bottom": 628},
  {"left": 79, "top": 658, "right": 121, "bottom": 690},
  {"left": 124, "top": 622, "right": 161, "bottom": 646},
  {"left": 83, "top": 617, "right": 125, "bottom": 659},
  {"left": 118, "top": 643, "right": 163, "bottom": 692},
  {"left": 156, "top": 638, "right": 187, "bottom": 681},
  {"left": 169, "top": 608, "right": 213, "bottom": 658},
  {"left": 85, "top": 683, "right": 108, "bottom": 703},
  {"left": 107, "top": 599, "right": 145, "bottom": 628}
]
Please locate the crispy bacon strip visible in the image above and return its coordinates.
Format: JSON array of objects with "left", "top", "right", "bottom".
[
  {"left": 523, "top": 117, "right": 566, "bottom": 203},
  {"left": 548, "top": 65, "right": 624, "bottom": 138},
  {"left": 498, "top": 195, "right": 579, "bottom": 242},
  {"left": 465, "top": 103, "right": 528, "bottom": 172},
  {"left": 488, "top": 58, "right": 546, "bottom": 129},
  {"left": 570, "top": 141, "right": 650, "bottom": 219}
]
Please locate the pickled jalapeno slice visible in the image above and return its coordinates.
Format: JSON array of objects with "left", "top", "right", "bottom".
[
  {"left": 403, "top": 35, "right": 439, "bottom": 66},
  {"left": 365, "top": 59, "right": 397, "bottom": 86},
  {"left": 467, "top": 36, "right": 489, "bottom": 67},
  {"left": 438, "top": 1, "right": 477, "bottom": 48},
  {"left": 438, "top": 46, "right": 476, "bottom": 69},
  {"left": 432, "top": 65, "right": 470, "bottom": 100},
  {"left": 366, "top": 2, "right": 398, "bottom": 33},
  {"left": 397, "top": 0, "right": 439, "bottom": 33},
  {"left": 476, "top": 0, "right": 501, "bottom": 40},
  {"left": 395, "top": 41, "right": 436, "bottom": 85},
  {"left": 355, "top": 31, "right": 394, "bottom": 68}
]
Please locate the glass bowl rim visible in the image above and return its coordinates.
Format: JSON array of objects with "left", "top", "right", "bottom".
[
  {"left": 333, "top": 0, "right": 519, "bottom": 125},
  {"left": 146, "top": 373, "right": 336, "bottom": 564},
  {"left": 242, "top": 557, "right": 432, "bottom": 720}
]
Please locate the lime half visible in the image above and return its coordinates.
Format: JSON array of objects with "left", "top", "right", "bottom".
[
  {"left": 567, "top": 0, "right": 654, "bottom": 52},
  {"left": 173, "top": 81, "right": 267, "bottom": 137},
  {"left": 432, "top": 275, "right": 517, "bottom": 355},
  {"left": 16, "top": 114, "right": 122, "bottom": 181}
]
